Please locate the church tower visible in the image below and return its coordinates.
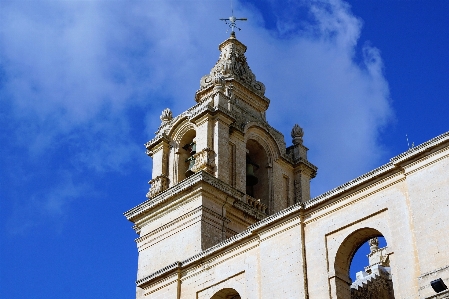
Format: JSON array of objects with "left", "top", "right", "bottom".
[{"left": 124, "top": 32, "right": 317, "bottom": 297}]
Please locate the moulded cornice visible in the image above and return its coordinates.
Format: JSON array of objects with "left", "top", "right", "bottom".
[
  {"left": 402, "top": 146, "right": 449, "bottom": 176},
  {"left": 390, "top": 131, "right": 449, "bottom": 165},
  {"left": 145, "top": 133, "right": 170, "bottom": 154},
  {"left": 293, "top": 158, "right": 318, "bottom": 178},
  {"left": 307, "top": 131, "right": 449, "bottom": 209},
  {"left": 124, "top": 171, "right": 256, "bottom": 223}
]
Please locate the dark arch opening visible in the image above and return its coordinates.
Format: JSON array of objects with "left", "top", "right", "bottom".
[
  {"left": 178, "top": 129, "right": 196, "bottom": 182},
  {"left": 334, "top": 228, "right": 394, "bottom": 299},
  {"left": 210, "top": 288, "right": 241, "bottom": 299},
  {"left": 350, "top": 236, "right": 387, "bottom": 280},
  {"left": 246, "top": 139, "right": 269, "bottom": 207}
]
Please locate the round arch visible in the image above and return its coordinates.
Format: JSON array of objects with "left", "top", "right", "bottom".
[
  {"left": 210, "top": 288, "right": 241, "bottom": 299},
  {"left": 168, "top": 118, "right": 196, "bottom": 184},
  {"left": 244, "top": 123, "right": 280, "bottom": 161},
  {"left": 333, "top": 227, "right": 384, "bottom": 299},
  {"left": 170, "top": 117, "right": 196, "bottom": 145},
  {"left": 244, "top": 126, "right": 279, "bottom": 213}
]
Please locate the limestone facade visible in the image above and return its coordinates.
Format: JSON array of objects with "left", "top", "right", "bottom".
[{"left": 124, "top": 33, "right": 449, "bottom": 299}]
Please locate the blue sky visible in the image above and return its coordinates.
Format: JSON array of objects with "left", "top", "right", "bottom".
[{"left": 1, "top": 0, "right": 448, "bottom": 297}]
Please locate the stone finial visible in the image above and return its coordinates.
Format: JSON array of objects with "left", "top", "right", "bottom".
[
  {"left": 291, "top": 124, "right": 304, "bottom": 145},
  {"left": 160, "top": 108, "right": 173, "bottom": 123},
  {"left": 368, "top": 237, "right": 379, "bottom": 252}
]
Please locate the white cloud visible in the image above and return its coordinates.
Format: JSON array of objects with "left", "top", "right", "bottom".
[
  {"left": 238, "top": 0, "right": 393, "bottom": 194},
  {"left": 0, "top": 0, "right": 393, "bottom": 210}
]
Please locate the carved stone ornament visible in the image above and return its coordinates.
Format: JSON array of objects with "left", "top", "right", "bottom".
[
  {"left": 291, "top": 124, "right": 304, "bottom": 145},
  {"left": 200, "top": 35, "right": 266, "bottom": 96},
  {"left": 160, "top": 108, "right": 173, "bottom": 123},
  {"left": 146, "top": 175, "right": 169, "bottom": 199},
  {"left": 213, "top": 72, "right": 225, "bottom": 87},
  {"left": 191, "top": 148, "right": 215, "bottom": 174},
  {"left": 369, "top": 237, "right": 379, "bottom": 252}
]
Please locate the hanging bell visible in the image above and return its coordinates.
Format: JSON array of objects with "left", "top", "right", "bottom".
[
  {"left": 183, "top": 141, "right": 196, "bottom": 178},
  {"left": 185, "top": 156, "right": 195, "bottom": 177},
  {"left": 182, "top": 141, "right": 196, "bottom": 155},
  {"left": 246, "top": 157, "right": 259, "bottom": 187}
]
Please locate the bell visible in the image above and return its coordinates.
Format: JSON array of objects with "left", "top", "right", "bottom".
[
  {"left": 182, "top": 141, "right": 196, "bottom": 155},
  {"left": 246, "top": 157, "right": 259, "bottom": 187},
  {"left": 185, "top": 156, "right": 195, "bottom": 177},
  {"left": 183, "top": 141, "right": 196, "bottom": 178}
]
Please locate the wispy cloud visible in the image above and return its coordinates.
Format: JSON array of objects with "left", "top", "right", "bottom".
[
  {"left": 1, "top": 0, "right": 393, "bottom": 230},
  {"left": 240, "top": 0, "right": 392, "bottom": 194}
]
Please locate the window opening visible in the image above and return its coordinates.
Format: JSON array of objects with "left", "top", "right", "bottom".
[
  {"left": 349, "top": 236, "right": 394, "bottom": 299},
  {"left": 183, "top": 139, "right": 196, "bottom": 178},
  {"left": 246, "top": 154, "right": 259, "bottom": 197}
]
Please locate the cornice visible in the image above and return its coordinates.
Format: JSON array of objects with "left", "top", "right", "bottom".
[
  {"left": 390, "top": 131, "right": 449, "bottom": 165},
  {"left": 306, "top": 162, "right": 397, "bottom": 209},
  {"left": 145, "top": 99, "right": 218, "bottom": 150},
  {"left": 304, "top": 175, "right": 402, "bottom": 224},
  {"left": 306, "top": 130, "right": 449, "bottom": 209},
  {"left": 293, "top": 158, "right": 318, "bottom": 178},
  {"left": 136, "top": 262, "right": 182, "bottom": 288},
  {"left": 400, "top": 145, "right": 449, "bottom": 176},
  {"left": 124, "top": 171, "right": 246, "bottom": 223}
]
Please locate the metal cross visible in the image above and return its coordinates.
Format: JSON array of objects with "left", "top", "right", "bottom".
[
  {"left": 220, "top": 15, "right": 247, "bottom": 33},
  {"left": 220, "top": 1, "right": 247, "bottom": 33}
]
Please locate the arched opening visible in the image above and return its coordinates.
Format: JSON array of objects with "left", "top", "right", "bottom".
[
  {"left": 349, "top": 236, "right": 388, "bottom": 280},
  {"left": 178, "top": 129, "right": 196, "bottom": 182},
  {"left": 210, "top": 288, "right": 241, "bottom": 299},
  {"left": 349, "top": 236, "right": 394, "bottom": 298},
  {"left": 334, "top": 228, "right": 395, "bottom": 299},
  {"left": 246, "top": 139, "right": 269, "bottom": 206}
]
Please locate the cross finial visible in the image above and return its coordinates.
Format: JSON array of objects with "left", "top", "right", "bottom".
[{"left": 220, "top": 0, "right": 247, "bottom": 35}]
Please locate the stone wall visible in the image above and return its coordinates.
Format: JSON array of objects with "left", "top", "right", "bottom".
[{"left": 128, "top": 133, "right": 449, "bottom": 299}]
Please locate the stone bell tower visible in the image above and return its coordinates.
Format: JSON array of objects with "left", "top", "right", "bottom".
[{"left": 124, "top": 32, "right": 317, "bottom": 296}]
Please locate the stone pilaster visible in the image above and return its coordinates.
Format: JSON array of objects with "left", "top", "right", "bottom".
[
  {"left": 146, "top": 136, "right": 170, "bottom": 199},
  {"left": 213, "top": 113, "right": 234, "bottom": 183},
  {"left": 193, "top": 113, "right": 214, "bottom": 153}
]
